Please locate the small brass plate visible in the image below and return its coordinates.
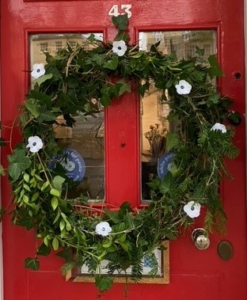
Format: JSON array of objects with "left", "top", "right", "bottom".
[{"left": 217, "top": 240, "right": 234, "bottom": 261}]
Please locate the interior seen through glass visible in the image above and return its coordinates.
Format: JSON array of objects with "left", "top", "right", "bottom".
[
  {"left": 139, "top": 30, "right": 216, "bottom": 201},
  {"left": 30, "top": 33, "right": 105, "bottom": 201}
]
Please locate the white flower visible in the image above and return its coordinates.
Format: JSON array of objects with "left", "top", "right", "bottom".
[
  {"left": 95, "top": 221, "right": 112, "bottom": 237},
  {"left": 183, "top": 201, "right": 201, "bottom": 218},
  {"left": 26, "top": 136, "right": 43, "bottom": 153},
  {"left": 211, "top": 123, "right": 227, "bottom": 133},
  {"left": 175, "top": 80, "right": 192, "bottom": 95},
  {"left": 112, "top": 40, "right": 127, "bottom": 57},
  {"left": 31, "top": 63, "right": 45, "bottom": 79}
]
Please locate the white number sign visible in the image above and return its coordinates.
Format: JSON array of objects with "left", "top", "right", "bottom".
[{"left": 108, "top": 4, "right": 132, "bottom": 18}]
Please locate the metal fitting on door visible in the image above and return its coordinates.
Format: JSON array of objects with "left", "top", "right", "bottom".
[{"left": 191, "top": 228, "right": 210, "bottom": 250}]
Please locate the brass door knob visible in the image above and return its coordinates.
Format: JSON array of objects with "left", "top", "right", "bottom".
[{"left": 191, "top": 228, "right": 210, "bottom": 250}]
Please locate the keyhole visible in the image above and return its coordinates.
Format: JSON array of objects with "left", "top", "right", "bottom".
[
  {"left": 234, "top": 72, "right": 242, "bottom": 80},
  {"left": 121, "top": 142, "right": 126, "bottom": 148}
]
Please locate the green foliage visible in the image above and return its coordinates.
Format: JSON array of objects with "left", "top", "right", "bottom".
[
  {"left": 25, "top": 257, "right": 40, "bottom": 270},
  {"left": 3, "top": 15, "right": 240, "bottom": 294},
  {"left": 7, "top": 149, "right": 31, "bottom": 181}
]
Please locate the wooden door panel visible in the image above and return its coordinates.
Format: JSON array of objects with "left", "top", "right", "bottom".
[{"left": 1, "top": 0, "right": 246, "bottom": 300}]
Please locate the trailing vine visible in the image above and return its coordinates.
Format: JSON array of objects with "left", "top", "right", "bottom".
[{"left": 5, "top": 15, "right": 241, "bottom": 293}]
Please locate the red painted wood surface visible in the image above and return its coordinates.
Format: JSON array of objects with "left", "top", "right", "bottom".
[{"left": 1, "top": 0, "right": 247, "bottom": 299}]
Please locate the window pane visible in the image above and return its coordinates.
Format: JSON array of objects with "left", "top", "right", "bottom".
[
  {"left": 30, "top": 33, "right": 105, "bottom": 202},
  {"left": 139, "top": 30, "right": 216, "bottom": 59},
  {"left": 30, "top": 33, "right": 103, "bottom": 66},
  {"left": 56, "top": 114, "right": 105, "bottom": 201},
  {"left": 139, "top": 30, "right": 216, "bottom": 201}
]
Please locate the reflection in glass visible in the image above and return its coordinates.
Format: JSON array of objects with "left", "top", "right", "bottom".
[
  {"left": 30, "top": 33, "right": 103, "bottom": 68},
  {"left": 139, "top": 30, "right": 216, "bottom": 201},
  {"left": 56, "top": 114, "right": 105, "bottom": 201},
  {"left": 30, "top": 33, "right": 105, "bottom": 201},
  {"left": 139, "top": 30, "right": 216, "bottom": 60}
]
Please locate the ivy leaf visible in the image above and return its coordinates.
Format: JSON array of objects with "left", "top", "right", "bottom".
[
  {"left": 228, "top": 111, "right": 241, "bottom": 126},
  {"left": 114, "top": 31, "right": 130, "bottom": 42},
  {"left": 208, "top": 55, "right": 224, "bottom": 79},
  {"left": 25, "top": 257, "right": 40, "bottom": 270},
  {"left": 112, "top": 14, "right": 129, "bottom": 31},
  {"left": 100, "top": 87, "right": 112, "bottom": 106},
  {"left": 37, "top": 242, "right": 51, "bottom": 256},
  {"left": 95, "top": 275, "right": 113, "bottom": 293},
  {"left": 103, "top": 55, "right": 119, "bottom": 70},
  {"left": 25, "top": 99, "right": 42, "bottom": 118},
  {"left": 118, "top": 81, "right": 131, "bottom": 96},
  {"left": 27, "top": 90, "right": 53, "bottom": 108},
  {"left": 86, "top": 33, "right": 98, "bottom": 43},
  {"left": 118, "top": 201, "right": 132, "bottom": 219},
  {"left": 208, "top": 94, "right": 220, "bottom": 104},
  {"left": 147, "top": 177, "right": 161, "bottom": 190},
  {"left": 36, "top": 73, "right": 53, "bottom": 86},
  {"left": 91, "top": 54, "right": 105, "bottom": 66},
  {"left": 37, "top": 107, "right": 56, "bottom": 123},
  {"left": 8, "top": 149, "right": 31, "bottom": 182},
  {"left": 14, "top": 208, "right": 35, "bottom": 229},
  {"left": 166, "top": 132, "right": 180, "bottom": 152},
  {"left": 104, "top": 208, "right": 120, "bottom": 224}
]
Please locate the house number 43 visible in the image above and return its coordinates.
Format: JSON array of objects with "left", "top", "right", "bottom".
[{"left": 108, "top": 5, "right": 132, "bottom": 18}]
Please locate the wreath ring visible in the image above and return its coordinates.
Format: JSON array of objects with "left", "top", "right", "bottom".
[{"left": 5, "top": 15, "right": 240, "bottom": 293}]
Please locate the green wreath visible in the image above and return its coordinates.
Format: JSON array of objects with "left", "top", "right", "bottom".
[{"left": 5, "top": 15, "right": 240, "bottom": 293}]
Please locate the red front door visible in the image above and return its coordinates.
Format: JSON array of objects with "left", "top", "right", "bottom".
[{"left": 1, "top": 1, "right": 246, "bottom": 300}]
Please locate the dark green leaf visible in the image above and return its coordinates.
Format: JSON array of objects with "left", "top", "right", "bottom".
[
  {"left": 114, "top": 31, "right": 130, "bottom": 42},
  {"left": 0, "top": 138, "right": 6, "bottom": 147},
  {"left": 25, "top": 99, "right": 42, "bottom": 118},
  {"left": 112, "top": 14, "right": 129, "bottom": 31},
  {"left": 166, "top": 132, "right": 180, "bottom": 151},
  {"left": 103, "top": 55, "right": 119, "bottom": 70},
  {"left": 116, "top": 80, "right": 131, "bottom": 96},
  {"left": 100, "top": 87, "right": 112, "bottom": 106},
  {"left": 7, "top": 149, "right": 31, "bottom": 182},
  {"left": 56, "top": 249, "right": 73, "bottom": 262},
  {"left": 37, "top": 242, "right": 51, "bottom": 256},
  {"left": 208, "top": 54, "right": 224, "bottom": 79},
  {"left": 25, "top": 257, "right": 40, "bottom": 270},
  {"left": 208, "top": 94, "right": 220, "bottom": 104},
  {"left": 95, "top": 275, "right": 113, "bottom": 293},
  {"left": 0, "top": 207, "right": 6, "bottom": 222}
]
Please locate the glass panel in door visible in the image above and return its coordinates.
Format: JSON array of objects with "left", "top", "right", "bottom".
[
  {"left": 139, "top": 30, "right": 216, "bottom": 201},
  {"left": 30, "top": 33, "right": 105, "bottom": 201}
]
